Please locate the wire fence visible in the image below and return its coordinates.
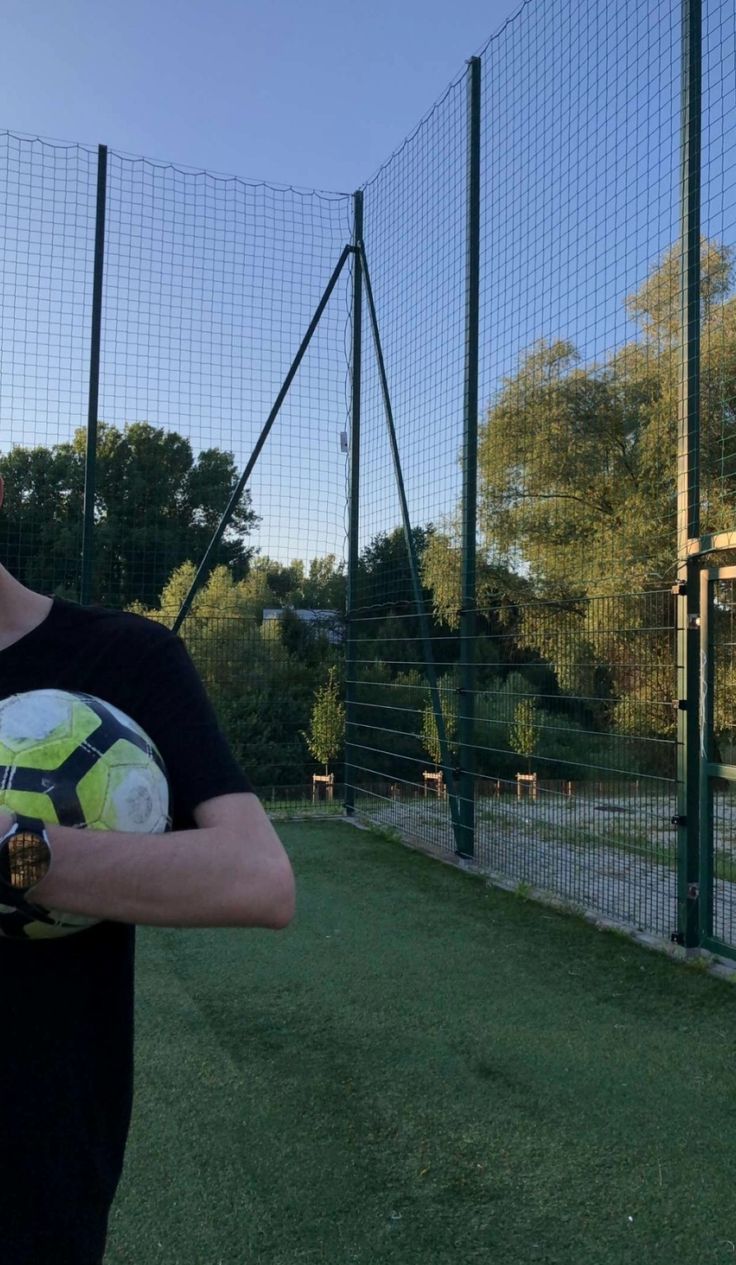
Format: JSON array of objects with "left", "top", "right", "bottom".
[
  {"left": 1, "top": 0, "right": 734, "bottom": 955},
  {"left": 0, "top": 134, "right": 353, "bottom": 802}
]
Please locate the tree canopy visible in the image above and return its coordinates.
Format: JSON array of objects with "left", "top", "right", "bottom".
[
  {"left": 471, "top": 237, "right": 736, "bottom": 598},
  {"left": 0, "top": 421, "right": 259, "bottom": 608},
  {"left": 419, "top": 236, "right": 736, "bottom": 763}
]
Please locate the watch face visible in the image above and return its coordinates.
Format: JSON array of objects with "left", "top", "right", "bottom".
[{"left": 8, "top": 832, "right": 47, "bottom": 889}]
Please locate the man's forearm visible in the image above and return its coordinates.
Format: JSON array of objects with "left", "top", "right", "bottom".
[{"left": 24, "top": 819, "right": 295, "bottom": 930}]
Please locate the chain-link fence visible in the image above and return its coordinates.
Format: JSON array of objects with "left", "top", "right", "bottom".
[{"left": 1, "top": 0, "right": 734, "bottom": 953}]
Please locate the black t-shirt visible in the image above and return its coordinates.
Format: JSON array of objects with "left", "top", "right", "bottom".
[{"left": 0, "top": 596, "right": 252, "bottom": 1265}]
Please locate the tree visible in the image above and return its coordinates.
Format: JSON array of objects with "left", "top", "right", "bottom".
[
  {"left": 508, "top": 697, "right": 539, "bottom": 774},
  {"left": 347, "top": 664, "right": 426, "bottom": 787},
  {"left": 240, "top": 562, "right": 281, "bottom": 619},
  {"left": 354, "top": 525, "right": 451, "bottom": 690},
  {"left": 357, "top": 524, "right": 435, "bottom": 612},
  {"left": 473, "top": 238, "right": 735, "bottom": 600},
  {"left": 301, "top": 554, "right": 346, "bottom": 610},
  {"left": 420, "top": 676, "right": 458, "bottom": 771},
  {"left": 625, "top": 237, "right": 733, "bottom": 343},
  {"left": 129, "top": 559, "right": 344, "bottom": 789},
  {"left": 84, "top": 422, "right": 259, "bottom": 607},
  {"left": 301, "top": 666, "right": 346, "bottom": 776},
  {"left": 238, "top": 554, "right": 346, "bottom": 618},
  {"left": 420, "top": 236, "right": 736, "bottom": 768},
  {"left": 0, "top": 443, "right": 85, "bottom": 597},
  {"left": 0, "top": 421, "right": 260, "bottom": 608}
]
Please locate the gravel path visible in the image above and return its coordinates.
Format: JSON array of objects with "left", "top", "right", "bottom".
[{"left": 359, "top": 792, "right": 736, "bottom": 955}]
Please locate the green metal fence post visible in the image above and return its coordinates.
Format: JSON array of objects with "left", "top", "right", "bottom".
[
  {"left": 457, "top": 56, "right": 481, "bottom": 860},
  {"left": 675, "top": 0, "right": 702, "bottom": 951},
  {"left": 80, "top": 143, "right": 108, "bottom": 606},
  {"left": 344, "top": 191, "right": 363, "bottom": 817}
]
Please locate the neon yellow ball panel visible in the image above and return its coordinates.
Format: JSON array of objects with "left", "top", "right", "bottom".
[
  {"left": 0, "top": 692, "right": 100, "bottom": 770},
  {"left": 0, "top": 790, "right": 60, "bottom": 824}
]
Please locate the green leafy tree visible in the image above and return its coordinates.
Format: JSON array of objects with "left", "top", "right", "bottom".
[
  {"left": 420, "top": 676, "right": 458, "bottom": 771},
  {"left": 301, "top": 666, "right": 346, "bottom": 776},
  {"left": 132, "top": 560, "right": 343, "bottom": 789},
  {"left": 301, "top": 554, "right": 346, "bottom": 610},
  {"left": 0, "top": 443, "right": 85, "bottom": 597},
  {"left": 421, "top": 236, "right": 736, "bottom": 770},
  {"left": 347, "top": 664, "right": 426, "bottom": 787},
  {"left": 420, "top": 517, "right": 532, "bottom": 633},
  {"left": 357, "top": 525, "right": 435, "bottom": 606},
  {"left": 508, "top": 697, "right": 540, "bottom": 774},
  {"left": 356, "top": 525, "right": 451, "bottom": 689},
  {"left": 472, "top": 237, "right": 735, "bottom": 601},
  {"left": 625, "top": 237, "right": 732, "bottom": 343},
  {"left": 0, "top": 421, "right": 259, "bottom": 608},
  {"left": 85, "top": 422, "right": 259, "bottom": 607},
  {"left": 240, "top": 554, "right": 346, "bottom": 619}
]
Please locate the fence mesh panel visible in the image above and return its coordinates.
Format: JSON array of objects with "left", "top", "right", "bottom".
[
  {"left": 0, "top": 135, "right": 98, "bottom": 594},
  {"left": 1, "top": 0, "right": 735, "bottom": 952},
  {"left": 0, "top": 136, "right": 353, "bottom": 794},
  {"left": 701, "top": 0, "right": 736, "bottom": 542},
  {"left": 351, "top": 77, "right": 467, "bottom": 836},
  {"left": 474, "top": 0, "right": 680, "bottom": 932},
  {"left": 348, "top": 0, "right": 684, "bottom": 941}
]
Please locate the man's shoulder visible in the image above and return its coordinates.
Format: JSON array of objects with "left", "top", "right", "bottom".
[{"left": 53, "top": 597, "right": 176, "bottom": 648}]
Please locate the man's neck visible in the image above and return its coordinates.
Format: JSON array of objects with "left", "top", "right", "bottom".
[{"left": 0, "top": 568, "right": 53, "bottom": 651}]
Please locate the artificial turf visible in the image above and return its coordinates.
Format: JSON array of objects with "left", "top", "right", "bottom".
[{"left": 105, "top": 819, "right": 736, "bottom": 1264}]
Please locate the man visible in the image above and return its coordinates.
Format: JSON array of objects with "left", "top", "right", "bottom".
[{"left": 0, "top": 474, "right": 296, "bottom": 1265}]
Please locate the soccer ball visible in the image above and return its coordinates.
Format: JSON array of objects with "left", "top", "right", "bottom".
[{"left": 0, "top": 689, "right": 170, "bottom": 941}]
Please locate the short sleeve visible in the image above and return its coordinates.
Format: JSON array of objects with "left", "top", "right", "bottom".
[{"left": 131, "top": 632, "right": 253, "bottom": 830}]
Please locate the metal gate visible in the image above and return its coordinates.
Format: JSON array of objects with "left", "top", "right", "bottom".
[{"left": 698, "top": 565, "right": 736, "bottom": 960}]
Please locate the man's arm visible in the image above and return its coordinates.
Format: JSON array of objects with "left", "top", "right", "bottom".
[{"left": 10, "top": 793, "right": 296, "bottom": 931}]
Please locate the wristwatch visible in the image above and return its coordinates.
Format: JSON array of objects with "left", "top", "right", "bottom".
[{"left": 0, "top": 813, "right": 52, "bottom": 914}]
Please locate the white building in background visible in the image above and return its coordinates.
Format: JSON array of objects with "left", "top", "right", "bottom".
[{"left": 262, "top": 608, "right": 344, "bottom": 646}]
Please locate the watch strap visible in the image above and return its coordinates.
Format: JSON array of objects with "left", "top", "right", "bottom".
[{"left": 0, "top": 813, "right": 53, "bottom": 920}]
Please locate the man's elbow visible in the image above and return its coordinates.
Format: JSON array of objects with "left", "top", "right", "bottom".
[
  {"left": 245, "top": 860, "right": 297, "bottom": 931},
  {"left": 262, "top": 862, "right": 296, "bottom": 930},
  {"left": 217, "top": 801, "right": 297, "bottom": 929}
]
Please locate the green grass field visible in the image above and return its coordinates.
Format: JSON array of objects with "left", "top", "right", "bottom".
[{"left": 105, "top": 819, "right": 736, "bottom": 1264}]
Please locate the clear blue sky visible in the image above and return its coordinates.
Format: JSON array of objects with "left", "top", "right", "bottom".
[{"left": 0, "top": 0, "right": 523, "bottom": 192}]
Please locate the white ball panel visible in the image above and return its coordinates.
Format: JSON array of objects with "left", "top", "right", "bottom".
[{"left": 0, "top": 690, "right": 74, "bottom": 747}]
